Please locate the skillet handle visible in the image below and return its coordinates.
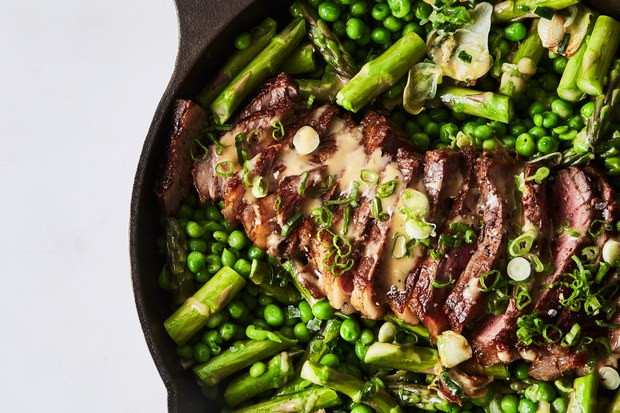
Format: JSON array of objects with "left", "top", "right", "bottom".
[{"left": 169, "top": 0, "right": 253, "bottom": 94}]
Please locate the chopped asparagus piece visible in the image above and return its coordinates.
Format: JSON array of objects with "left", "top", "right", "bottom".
[
  {"left": 386, "top": 382, "right": 452, "bottom": 411},
  {"left": 385, "top": 315, "right": 430, "bottom": 341},
  {"left": 298, "top": 70, "right": 349, "bottom": 103},
  {"left": 164, "top": 217, "right": 194, "bottom": 305},
  {"left": 164, "top": 266, "right": 246, "bottom": 345},
  {"left": 224, "top": 352, "right": 295, "bottom": 406},
  {"left": 609, "top": 387, "right": 620, "bottom": 413},
  {"left": 232, "top": 387, "right": 341, "bottom": 413},
  {"left": 439, "top": 86, "right": 514, "bottom": 123},
  {"left": 578, "top": 15, "right": 620, "bottom": 96},
  {"left": 499, "top": 23, "right": 545, "bottom": 97},
  {"left": 558, "top": 33, "right": 592, "bottom": 101},
  {"left": 493, "top": 0, "right": 579, "bottom": 22},
  {"left": 193, "top": 335, "right": 297, "bottom": 386},
  {"left": 301, "top": 361, "right": 402, "bottom": 413},
  {"left": 282, "top": 260, "right": 319, "bottom": 305},
  {"left": 210, "top": 18, "right": 306, "bottom": 124},
  {"left": 364, "top": 342, "right": 438, "bottom": 374},
  {"left": 567, "top": 373, "right": 597, "bottom": 413},
  {"left": 249, "top": 259, "right": 301, "bottom": 304},
  {"left": 281, "top": 42, "right": 317, "bottom": 75},
  {"left": 336, "top": 32, "right": 426, "bottom": 113},
  {"left": 197, "top": 18, "right": 277, "bottom": 107},
  {"left": 290, "top": 1, "right": 357, "bottom": 78}
]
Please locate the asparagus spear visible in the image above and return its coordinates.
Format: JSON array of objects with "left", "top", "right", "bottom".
[
  {"left": 336, "top": 31, "right": 426, "bottom": 113},
  {"left": 233, "top": 387, "right": 341, "bottom": 413},
  {"left": 193, "top": 334, "right": 297, "bottom": 385},
  {"left": 281, "top": 42, "right": 317, "bottom": 75},
  {"left": 282, "top": 260, "right": 319, "bottom": 305},
  {"left": 493, "top": 0, "right": 579, "bottom": 22},
  {"left": 277, "top": 318, "right": 342, "bottom": 396},
  {"left": 197, "top": 18, "right": 277, "bottom": 107},
  {"left": 499, "top": 24, "right": 545, "bottom": 97},
  {"left": 224, "top": 352, "right": 295, "bottom": 406},
  {"left": 386, "top": 382, "right": 451, "bottom": 411},
  {"left": 384, "top": 315, "right": 430, "bottom": 341},
  {"left": 300, "top": 361, "right": 402, "bottom": 413},
  {"left": 577, "top": 15, "right": 620, "bottom": 96},
  {"left": 439, "top": 86, "right": 514, "bottom": 123},
  {"left": 558, "top": 34, "right": 592, "bottom": 102},
  {"left": 298, "top": 70, "right": 349, "bottom": 103},
  {"left": 249, "top": 259, "right": 301, "bottom": 304},
  {"left": 164, "top": 266, "right": 246, "bottom": 345},
  {"left": 210, "top": 18, "right": 306, "bottom": 124},
  {"left": 164, "top": 218, "right": 194, "bottom": 305},
  {"left": 364, "top": 342, "right": 438, "bottom": 373},
  {"left": 290, "top": 1, "right": 357, "bottom": 79},
  {"left": 567, "top": 373, "right": 597, "bottom": 413}
]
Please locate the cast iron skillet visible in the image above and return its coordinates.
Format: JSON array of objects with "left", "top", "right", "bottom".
[{"left": 131, "top": 1, "right": 620, "bottom": 412}]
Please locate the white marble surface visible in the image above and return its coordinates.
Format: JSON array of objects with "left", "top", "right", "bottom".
[{"left": 0, "top": 1, "right": 179, "bottom": 411}]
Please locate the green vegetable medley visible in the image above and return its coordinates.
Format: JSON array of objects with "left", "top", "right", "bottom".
[{"left": 156, "top": 0, "right": 620, "bottom": 412}]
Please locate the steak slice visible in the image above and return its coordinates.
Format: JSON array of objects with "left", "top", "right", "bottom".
[
  {"left": 527, "top": 346, "right": 590, "bottom": 381},
  {"left": 156, "top": 100, "right": 208, "bottom": 215},
  {"left": 409, "top": 147, "right": 479, "bottom": 338},
  {"left": 472, "top": 163, "right": 551, "bottom": 366},
  {"left": 531, "top": 167, "right": 596, "bottom": 322},
  {"left": 444, "top": 149, "right": 517, "bottom": 333}
]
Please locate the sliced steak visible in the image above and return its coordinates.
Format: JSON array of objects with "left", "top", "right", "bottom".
[
  {"left": 472, "top": 163, "right": 552, "bottom": 366},
  {"left": 409, "top": 147, "right": 479, "bottom": 338},
  {"left": 444, "top": 150, "right": 517, "bottom": 333},
  {"left": 528, "top": 346, "right": 590, "bottom": 381},
  {"left": 531, "top": 167, "right": 596, "bottom": 322},
  {"left": 156, "top": 100, "right": 208, "bottom": 215}
]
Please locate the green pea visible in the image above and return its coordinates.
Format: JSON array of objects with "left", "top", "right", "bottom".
[
  {"left": 354, "top": 341, "right": 367, "bottom": 360},
  {"left": 462, "top": 121, "right": 479, "bottom": 138},
  {"left": 371, "top": 3, "right": 391, "bottom": 20},
  {"left": 504, "top": 22, "right": 527, "bottom": 41},
  {"left": 250, "top": 361, "right": 266, "bottom": 378},
  {"left": 189, "top": 239, "right": 208, "bottom": 253},
  {"left": 204, "top": 221, "right": 225, "bottom": 232},
  {"left": 351, "top": 403, "right": 374, "bottom": 413},
  {"left": 566, "top": 115, "right": 584, "bottom": 130},
  {"left": 580, "top": 101, "right": 595, "bottom": 117},
  {"left": 516, "top": 133, "right": 536, "bottom": 157},
  {"left": 413, "top": 1, "right": 432, "bottom": 20},
  {"left": 205, "top": 313, "right": 225, "bottom": 329},
  {"left": 499, "top": 39, "right": 511, "bottom": 55},
  {"left": 551, "top": 99, "right": 573, "bottom": 119},
  {"left": 551, "top": 397, "right": 568, "bottom": 413},
  {"left": 542, "top": 111, "right": 559, "bottom": 129},
  {"left": 228, "top": 300, "right": 247, "bottom": 320},
  {"left": 439, "top": 123, "right": 459, "bottom": 144},
  {"left": 192, "top": 209, "right": 206, "bottom": 221},
  {"left": 340, "top": 318, "right": 362, "bottom": 342},
  {"left": 513, "top": 360, "right": 530, "bottom": 380},
  {"left": 416, "top": 113, "right": 431, "bottom": 128},
  {"left": 332, "top": 19, "right": 347, "bottom": 36},
  {"left": 502, "top": 135, "right": 516, "bottom": 149},
  {"left": 193, "top": 342, "right": 211, "bottom": 363},
  {"left": 402, "top": 21, "right": 423, "bottom": 37},
  {"left": 423, "top": 121, "right": 440, "bottom": 137},
  {"left": 318, "top": 2, "right": 341, "bottom": 21},
  {"left": 482, "top": 138, "right": 498, "bottom": 150},
  {"left": 471, "top": 387, "right": 494, "bottom": 406},
  {"left": 218, "top": 322, "right": 237, "bottom": 341},
  {"left": 264, "top": 304, "right": 285, "bottom": 326},
  {"left": 205, "top": 205, "right": 224, "bottom": 221},
  {"left": 529, "top": 102, "right": 546, "bottom": 119},
  {"left": 518, "top": 398, "right": 537, "bottom": 413},
  {"left": 195, "top": 270, "right": 210, "bottom": 283},
  {"left": 176, "top": 344, "right": 194, "bottom": 359},
  {"left": 411, "top": 132, "right": 430, "bottom": 152},
  {"left": 387, "top": 0, "right": 412, "bottom": 18},
  {"left": 176, "top": 203, "right": 193, "bottom": 219},
  {"left": 213, "top": 230, "right": 228, "bottom": 243},
  {"left": 473, "top": 124, "right": 493, "bottom": 140},
  {"left": 247, "top": 245, "right": 265, "bottom": 260},
  {"left": 221, "top": 248, "right": 236, "bottom": 267},
  {"left": 346, "top": 18, "right": 366, "bottom": 40},
  {"left": 185, "top": 221, "right": 206, "bottom": 238},
  {"left": 553, "top": 56, "right": 568, "bottom": 74},
  {"left": 383, "top": 16, "right": 402, "bottom": 32},
  {"left": 294, "top": 322, "right": 311, "bottom": 342},
  {"left": 234, "top": 32, "right": 251, "bottom": 50},
  {"left": 537, "top": 136, "right": 559, "bottom": 154},
  {"left": 540, "top": 73, "right": 559, "bottom": 92},
  {"left": 205, "top": 254, "right": 222, "bottom": 274},
  {"left": 489, "top": 121, "right": 507, "bottom": 138},
  {"left": 537, "top": 382, "right": 556, "bottom": 402},
  {"left": 371, "top": 27, "right": 391, "bottom": 44},
  {"left": 187, "top": 251, "right": 206, "bottom": 273},
  {"left": 258, "top": 295, "right": 274, "bottom": 306},
  {"left": 312, "top": 300, "right": 335, "bottom": 320},
  {"left": 360, "top": 328, "right": 374, "bottom": 344},
  {"left": 501, "top": 394, "right": 519, "bottom": 413},
  {"left": 233, "top": 258, "right": 251, "bottom": 277},
  {"left": 280, "top": 325, "right": 295, "bottom": 339},
  {"left": 529, "top": 126, "right": 547, "bottom": 138},
  {"left": 298, "top": 301, "right": 314, "bottom": 323},
  {"left": 558, "top": 129, "right": 578, "bottom": 141},
  {"left": 320, "top": 353, "right": 340, "bottom": 367},
  {"left": 404, "top": 120, "right": 420, "bottom": 136},
  {"left": 227, "top": 230, "right": 247, "bottom": 250},
  {"left": 511, "top": 123, "right": 528, "bottom": 137}
]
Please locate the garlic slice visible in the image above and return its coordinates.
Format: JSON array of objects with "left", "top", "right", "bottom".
[{"left": 293, "top": 126, "right": 320, "bottom": 155}]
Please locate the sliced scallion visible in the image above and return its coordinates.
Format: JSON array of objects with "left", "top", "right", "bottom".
[
  {"left": 361, "top": 169, "right": 379, "bottom": 185},
  {"left": 507, "top": 257, "right": 531, "bottom": 281},
  {"left": 215, "top": 161, "right": 235, "bottom": 177},
  {"left": 251, "top": 176, "right": 268, "bottom": 198}
]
